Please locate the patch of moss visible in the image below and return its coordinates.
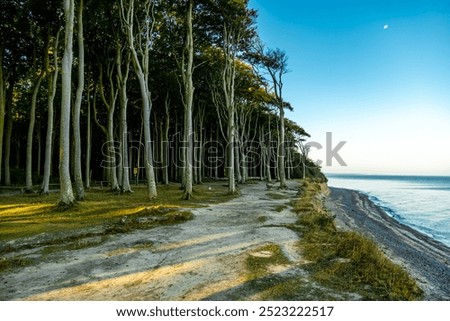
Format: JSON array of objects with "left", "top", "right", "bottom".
[
  {"left": 40, "top": 236, "right": 107, "bottom": 255},
  {"left": 0, "top": 256, "right": 34, "bottom": 273},
  {"left": 273, "top": 205, "right": 288, "bottom": 213},
  {"left": 258, "top": 276, "right": 354, "bottom": 301},
  {"left": 257, "top": 216, "right": 268, "bottom": 223},
  {"left": 266, "top": 192, "right": 289, "bottom": 200},
  {"left": 245, "top": 244, "right": 290, "bottom": 280},
  {"left": 104, "top": 210, "right": 193, "bottom": 235},
  {"left": 132, "top": 241, "right": 154, "bottom": 250}
]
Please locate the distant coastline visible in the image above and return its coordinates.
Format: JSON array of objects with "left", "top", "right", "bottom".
[{"left": 326, "top": 186, "right": 450, "bottom": 300}]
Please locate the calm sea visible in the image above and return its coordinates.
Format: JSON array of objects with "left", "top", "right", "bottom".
[{"left": 327, "top": 174, "right": 450, "bottom": 248}]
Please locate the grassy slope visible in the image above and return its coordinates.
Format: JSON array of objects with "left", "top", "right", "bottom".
[{"left": 291, "top": 180, "right": 423, "bottom": 300}]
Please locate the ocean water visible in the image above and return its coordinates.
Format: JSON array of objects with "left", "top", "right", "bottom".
[{"left": 327, "top": 174, "right": 450, "bottom": 248}]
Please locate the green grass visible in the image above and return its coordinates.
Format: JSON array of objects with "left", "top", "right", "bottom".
[
  {"left": 0, "top": 182, "right": 234, "bottom": 273},
  {"left": 273, "top": 205, "right": 288, "bottom": 212},
  {"left": 243, "top": 244, "right": 346, "bottom": 300},
  {"left": 292, "top": 180, "right": 423, "bottom": 301},
  {"left": 266, "top": 192, "right": 289, "bottom": 200},
  {"left": 0, "top": 256, "right": 35, "bottom": 273},
  {"left": 0, "top": 183, "right": 233, "bottom": 243},
  {"left": 245, "top": 244, "right": 290, "bottom": 280}
]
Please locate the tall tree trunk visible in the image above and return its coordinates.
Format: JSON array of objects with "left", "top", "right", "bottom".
[
  {"left": 85, "top": 83, "right": 92, "bottom": 189},
  {"left": 162, "top": 93, "right": 170, "bottom": 185},
  {"left": 26, "top": 36, "right": 49, "bottom": 192},
  {"left": 227, "top": 107, "right": 235, "bottom": 194},
  {"left": 259, "top": 128, "right": 264, "bottom": 181},
  {"left": 222, "top": 24, "right": 238, "bottom": 194},
  {"left": 198, "top": 115, "right": 204, "bottom": 184},
  {"left": 107, "top": 107, "right": 119, "bottom": 191},
  {"left": 209, "top": 129, "right": 213, "bottom": 179},
  {"left": 59, "top": 0, "right": 76, "bottom": 206},
  {"left": 286, "top": 142, "right": 291, "bottom": 180},
  {"left": 120, "top": 0, "right": 157, "bottom": 199},
  {"left": 72, "top": 0, "right": 85, "bottom": 200},
  {"left": 182, "top": 0, "right": 194, "bottom": 200},
  {"left": 137, "top": 116, "right": 143, "bottom": 184},
  {"left": 37, "top": 125, "right": 41, "bottom": 176},
  {"left": 0, "top": 47, "right": 5, "bottom": 184},
  {"left": 99, "top": 63, "right": 119, "bottom": 192},
  {"left": 278, "top": 106, "right": 287, "bottom": 188},
  {"left": 117, "top": 44, "right": 132, "bottom": 193},
  {"left": 92, "top": 82, "right": 109, "bottom": 183},
  {"left": 215, "top": 130, "right": 219, "bottom": 180},
  {"left": 234, "top": 137, "right": 242, "bottom": 184},
  {"left": 153, "top": 112, "right": 159, "bottom": 184},
  {"left": 3, "top": 78, "right": 15, "bottom": 186},
  {"left": 140, "top": 86, "right": 157, "bottom": 198},
  {"left": 266, "top": 122, "right": 272, "bottom": 183}
]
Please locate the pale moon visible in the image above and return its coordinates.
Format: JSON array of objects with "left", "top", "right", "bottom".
[{"left": 384, "top": 24, "right": 389, "bottom": 29}]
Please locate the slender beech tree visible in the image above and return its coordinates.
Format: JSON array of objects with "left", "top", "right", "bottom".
[
  {"left": 207, "top": 0, "right": 256, "bottom": 194},
  {"left": 85, "top": 81, "right": 93, "bottom": 189},
  {"left": 72, "top": 0, "right": 85, "bottom": 200},
  {"left": 98, "top": 60, "right": 119, "bottom": 192},
  {"left": 260, "top": 47, "right": 291, "bottom": 189},
  {"left": 116, "top": 42, "right": 132, "bottom": 193},
  {"left": 181, "top": 0, "right": 194, "bottom": 199},
  {"left": 162, "top": 92, "right": 170, "bottom": 185},
  {"left": 41, "top": 30, "right": 60, "bottom": 195},
  {"left": 3, "top": 77, "right": 15, "bottom": 186},
  {"left": 0, "top": 47, "right": 5, "bottom": 184},
  {"left": 59, "top": 0, "right": 76, "bottom": 206},
  {"left": 26, "top": 34, "right": 49, "bottom": 191},
  {"left": 120, "top": 0, "right": 157, "bottom": 199}
]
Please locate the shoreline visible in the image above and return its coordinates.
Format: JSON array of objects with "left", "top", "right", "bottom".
[{"left": 326, "top": 186, "right": 450, "bottom": 300}]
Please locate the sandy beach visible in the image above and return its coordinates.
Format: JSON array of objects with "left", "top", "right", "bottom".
[{"left": 326, "top": 187, "right": 450, "bottom": 300}]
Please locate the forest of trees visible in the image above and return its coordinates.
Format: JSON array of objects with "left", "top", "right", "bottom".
[{"left": 0, "top": 0, "right": 322, "bottom": 206}]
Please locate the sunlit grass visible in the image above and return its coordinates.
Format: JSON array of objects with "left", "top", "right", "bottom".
[
  {"left": 292, "top": 180, "right": 423, "bottom": 301},
  {"left": 0, "top": 182, "right": 233, "bottom": 243}
]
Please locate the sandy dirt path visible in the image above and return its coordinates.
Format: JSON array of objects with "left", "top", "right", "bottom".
[{"left": 1, "top": 181, "right": 303, "bottom": 301}]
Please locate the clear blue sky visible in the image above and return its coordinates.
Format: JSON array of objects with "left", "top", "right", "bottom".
[{"left": 249, "top": 0, "right": 450, "bottom": 175}]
